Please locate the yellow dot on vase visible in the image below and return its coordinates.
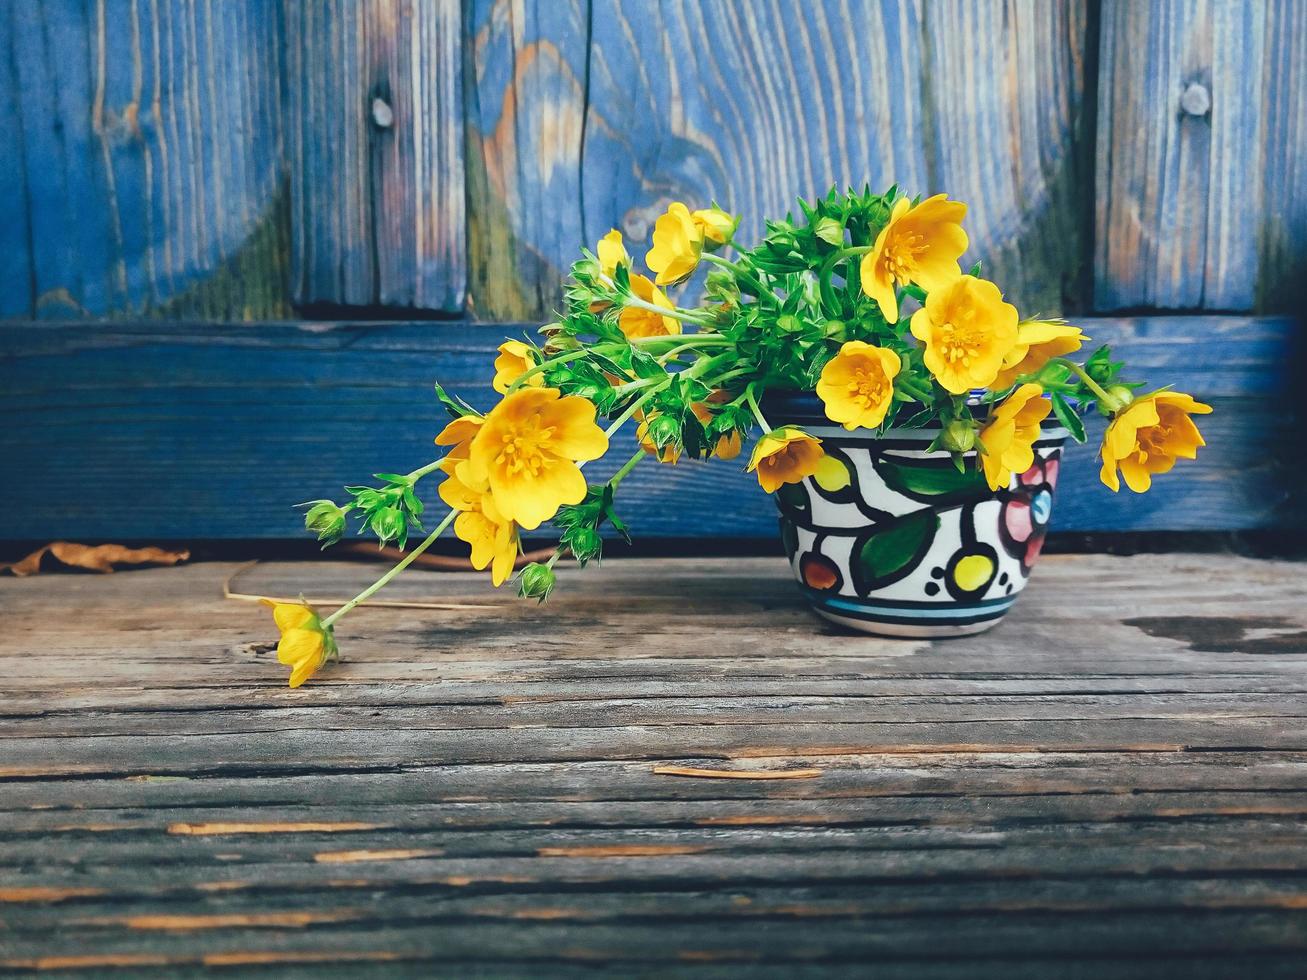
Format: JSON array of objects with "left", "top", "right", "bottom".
[
  {"left": 812, "top": 455, "right": 851, "bottom": 492},
  {"left": 953, "top": 553, "right": 994, "bottom": 592}
]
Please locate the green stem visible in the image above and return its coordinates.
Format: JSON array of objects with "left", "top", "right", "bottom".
[
  {"left": 701, "top": 252, "right": 770, "bottom": 299},
  {"left": 817, "top": 245, "right": 874, "bottom": 306},
  {"left": 745, "top": 385, "right": 771, "bottom": 431},
  {"left": 1056, "top": 358, "right": 1122, "bottom": 411},
  {"left": 322, "top": 508, "right": 459, "bottom": 628},
  {"left": 896, "top": 376, "right": 935, "bottom": 404},
  {"left": 604, "top": 383, "right": 670, "bottom": 439},
  {"left": 406, "top": 458, "right": 446, "bottom": 482},
  {"left": 608, "top": 449, "right": 644, "bottom": 488}
]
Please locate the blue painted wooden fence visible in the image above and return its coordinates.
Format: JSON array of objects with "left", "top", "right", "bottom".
[{"left": 1, "top": 1, "right": 1303, "bottom": 540}]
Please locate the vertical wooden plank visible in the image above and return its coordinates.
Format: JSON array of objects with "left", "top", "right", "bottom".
[
  {"left": 1257, "top": 0, "right": 1307, "bottom": 311},
  {"left": 0, "top": 0, "right": 289, "bottom": 320},
  {"left": 286, "top": 0, "right": 465, "bottom": 313},
  {"left": 464, "top": 0, "right": 1090, "bottom": 322},
  {"left": 1094, "top": 0, "right": 1268, "bottom": 311},
  {"left": 462, "top": 0, "right": 590, "bottom": 320}
]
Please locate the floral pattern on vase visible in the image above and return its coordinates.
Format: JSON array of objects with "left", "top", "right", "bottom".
[{"left": 775, "top": 427, "right": 1068, "bottom": 638}]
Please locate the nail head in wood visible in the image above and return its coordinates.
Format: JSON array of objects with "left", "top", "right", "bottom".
[
  {"left": 1180, "top": 82, "right": 1211, "bottom": 118},
  {"left": 370, "top": 97, "right": 394, "bottom": 129}
]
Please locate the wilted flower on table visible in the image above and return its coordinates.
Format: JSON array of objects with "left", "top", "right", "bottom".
[
  {"left": 978, "top": 383, "right": 1052, "bottom": 490},
  {"left": 618, "top": 274, "right": 681, "bottom": 340},
  {"left": 1099, "top": 391, "right": 1212, "bottom": 493},
  {"left": 260, "top": 599, "right": 336, "bottom": 688},
  {"left": 646, "top": 202, "right": 704, "bottom": 285},
  {"left": 596, "top": 229, "right": 630, "bottom": 278},
  {"left": 861, "top": 194, "right": 969, "bottom": 322},
  {"left": 492, "top": 340, "right": 542, "bottom": 394},
  {"left": 816, "top": 341, "right": 902, "bottom": 430},
  {"left": 465, "top": 388, "right": 609, "bottom": 530},
  {"left": 992, "top": 319, "right": 1085, "bottom": 390},
  {"left": 691, "top": 206, "right": 738, "bottom": 248},
  {"left": 909, "top": 275, "right": 1019, "bottom": 394},
  {"left": 747, "top": 427, "right": 825, "bottom": 494}
]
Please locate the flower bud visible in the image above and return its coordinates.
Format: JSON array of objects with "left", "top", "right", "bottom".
[
  {"left": 776, "top": 314, "right": 803, "bottom": 334},
  {"left": 940, "top": 419, "right": 977, "bottom": 454},
  {"left": 822, "top": 319, "right": 848, "bottom": 342},
  {"left": 1105, "top": 385, "right": 1134, "bottom": 412},
  {"left": 814, "top": 216, "right": 844, "bottom": 246},
  {"left": 301, "top": 500, "right": 350, "bottom": 547},
  {"left": 564, "top": 526, "right": 604, "bottom": 566},
  {"left": 518, "top": 562, "right": 557, "bottom": 603}
]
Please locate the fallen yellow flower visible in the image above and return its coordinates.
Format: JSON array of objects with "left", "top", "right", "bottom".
[{"left": 260, "top": 599, "right": 336, "bottom": 689}]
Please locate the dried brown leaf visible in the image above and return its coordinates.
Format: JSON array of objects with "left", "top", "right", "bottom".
[{"left": 1, "top": 542, "right": 190, "bottom": 577}]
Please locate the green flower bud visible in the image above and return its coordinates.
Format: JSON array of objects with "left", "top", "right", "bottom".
[
  {"left": 301, "top": 500, "right": 350, "bottom": 548},
  {"left": 1105, "top": 385, "right": 1134, "bottom": 411},
  {"left": 518, "top": 562, "right": 557, "bottom": 603},
  {"left": 814, "top": 216, "right": 845, "bottom": 246},
  {"left": 822, "top": 319, "right": 848, "bottom": 342},
  {"left": 370, "top": 506, "right": 407, "bottom": 547},
  {"left": 776, "top": 314, "right": 803, "bottom": 334},
  {"left": 940, "top": 419, "right": 977, "bottom": 454},
  {"left": 563, "top": 526, "right": 603, "bottom": 566}
]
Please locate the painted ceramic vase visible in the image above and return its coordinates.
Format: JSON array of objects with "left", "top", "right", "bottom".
[{"left": 765, "top": 392, "right": 1066, "bottom": 638}]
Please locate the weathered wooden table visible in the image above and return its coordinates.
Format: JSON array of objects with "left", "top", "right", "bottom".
[{"left": 3, "top": 555, "right": 1306, "bottom": 976}]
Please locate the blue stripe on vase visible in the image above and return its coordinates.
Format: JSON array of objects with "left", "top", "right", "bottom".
[{"left": 809, "top": 593, "right": 1018, "bottom": 621}]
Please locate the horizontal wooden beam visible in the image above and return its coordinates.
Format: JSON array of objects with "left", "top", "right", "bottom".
[{"left": 2, "top": 316, "right": 1300, "bottom": 540}]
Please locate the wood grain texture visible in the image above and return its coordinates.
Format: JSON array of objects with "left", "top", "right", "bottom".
[
  {"left": 285, "top": 0, "right": 466, "bottom": 312},
  {"left": 464, "top": 0, "right": 1091, "bottom": 321},
  {"left": 1, "top": 316, "right": 1298, "bottom": 541},
  {"left": 1094, "top": 0, "right": 1307, "bottom": 312},
  {"left": 0, "top": 0, "right": 290, "bottom": 320},
  {"left": 1, "top": 554, "right": 1306, "bottom": 970}
]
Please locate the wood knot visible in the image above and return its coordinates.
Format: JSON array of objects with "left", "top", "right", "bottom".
[
  {"left": 1179, "top": 82, "right": 1211, "bottom": 118},
  {"left": 370, "top": 97, "right": 394, "bottom": 129}
]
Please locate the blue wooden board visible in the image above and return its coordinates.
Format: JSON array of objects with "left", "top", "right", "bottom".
[{"left": 1, "top": 317, "right": 1299, "bottom": 541}]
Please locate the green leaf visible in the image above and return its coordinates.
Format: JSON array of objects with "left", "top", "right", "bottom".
[
  {"left": 1051, "top": 392, "right": 1088, "bottom": 443},
  {"left": 855, "top": 510, "right": 939, "bottom": 586},
  {"left": 875, "top": 458, "right": 988, "bottom": 502}
]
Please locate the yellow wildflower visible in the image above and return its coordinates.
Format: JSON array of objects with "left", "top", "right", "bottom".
[
  {"left": 439, "top": 460, "right": 520, "bottom": 586},
  {"left": 435, "top": 414, "right": 485, "bottom": 467},
  {"left": 861, "top": 194, "right": 969, "bottom": 322},
  {"left": 815, "top": 341, "right": 902, "bottom": 430},
  {"left": 691, "top": 206, "right": 737, "bottom": 247},
  {"left": 596, "top": 229, "right": 630, "bottom": 278},
  {"left": 747, "top": 427, "right": 825, "bottom": 494},
  {"left": 909, "top": 275, "right": 1019, "bottom": 394},
  {"left": 646, "top": 202, "right": 703, "bottom": 285},
  {"left": 978, "top": 383, "right": 1052, "bottom": 490},
  {"left": 260, "top": 599, "right": 335, "bottom": 689},
  {"left": 993, "top": 319, "right": 1086, "bottom": 390},
  {"left": 618, "top": 273, "right": 681, "bottom": 340},
  {"left": 492, "top": 340, "right": 541, "bottom": 394},
  {"left": 465, "top": 388, "right": 609, "bottom": 530},
  {"left": 1100, "top": 391, "right": 1212, "bottom": 493}
]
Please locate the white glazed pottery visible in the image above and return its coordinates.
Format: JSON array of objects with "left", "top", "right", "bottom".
[{"left": 766, "top": 392, "right": 1067, "bottom": 638}]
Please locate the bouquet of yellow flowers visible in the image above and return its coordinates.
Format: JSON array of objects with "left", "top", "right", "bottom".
[{"left": 265, "top": 186, "right": 1211, "bottom": 686}]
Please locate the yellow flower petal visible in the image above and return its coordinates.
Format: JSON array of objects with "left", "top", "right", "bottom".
[
  {"left": 860, "top": 194, "right": 968, "bottom": 322},
  {"left": 815, "top": 341, "right": 901, "bottom": 430}
]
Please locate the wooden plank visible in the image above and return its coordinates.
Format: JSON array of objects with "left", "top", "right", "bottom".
[
  {"left": 285, "top": 0, "right": 465, "bottom": 312},
  {"left": 1094, "top": 0, "right": 1307, "bottom": 312},
  {"left": 464, "top": 0, "right": 1091, "bottom": 321},
  {"left": 0, "top": 316, "right": 1297, "bottom": 540},
  {"left": 0, "top": 0, "right": 290, "bottom": 320},
  {"left": 1, "top": 554, "right": 1306, "bottom": 970}
]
